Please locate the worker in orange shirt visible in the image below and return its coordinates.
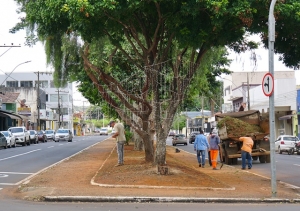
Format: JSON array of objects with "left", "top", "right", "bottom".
[{"left": 238, "top": 136, "right": 254, "bottom": 170}]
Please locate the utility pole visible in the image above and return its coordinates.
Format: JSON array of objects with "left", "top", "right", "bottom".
[
  {"left": 201, "top": 95, "right": 204, "bottom": 132},
  {"left": 34, "top": 71, "right": 51, "bottom": 130},
  {"left": 55, "top": 89, "right": 68, "bottom": 129},
  {"left": 247, "top": 73, "right": 250, "bottom": 110}
]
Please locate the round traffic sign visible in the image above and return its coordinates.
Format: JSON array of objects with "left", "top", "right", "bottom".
[{"left": 262, "top": 73, "right": 274, "bottom": 96}]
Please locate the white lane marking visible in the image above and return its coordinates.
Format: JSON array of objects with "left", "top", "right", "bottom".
[
  {"left": 0, "top": 188, "right": 3, "bottom": 190},
  {"left": 0, "top": 183, "right": 17, "bottom": 186},
  {"left": 0, "top": 149, "right": 41, "bottom": 161},
  {"left": 47, "top": 146, "right": 54, "bottom": 148},
  {"left": 59, "top": 144, "right": 64, "bottom": 146},
  {"left": 0, "top": 174, "right": 8, "bottom": 178},
  {"left": 0, "top": 172, "right": 33, "bottom": 175},
  {"left": 293, "top": 164, "right": 300, "bottom": 167}
]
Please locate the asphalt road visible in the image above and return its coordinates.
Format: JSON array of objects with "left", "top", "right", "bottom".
[
  {"left": 167, "top": 136, "right": 300, "bottom": 188},
  {"left": 0, "top": 200, "right": 299, "bottom": 211},
  {"left": 0, "top": 134, "right": 108, "bottom": 191}
]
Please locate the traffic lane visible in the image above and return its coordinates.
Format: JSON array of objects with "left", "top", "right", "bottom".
[{"left": 0, "top": 135, "right": 108, "bottom": 188}]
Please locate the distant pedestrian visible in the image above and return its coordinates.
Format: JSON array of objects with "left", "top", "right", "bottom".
[
  {"left": 194, "top": 130, "right": 210, "bottom": 168},
  {"left": 238, "top": 136, "right": 254, "bottom": 170},
  {"left": 209, "top": 129, "right": 220, "bottom": 170},
  {"left": 109, "top": 120, "right": 126, "bottom": 167}
]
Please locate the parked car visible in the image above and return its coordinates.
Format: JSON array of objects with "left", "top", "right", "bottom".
[
  {"left": 188, "top": 131, "right": 200, "bottom": 144},
  {"left": 29, "top": 130, "right": 38, "bottom": 144},
  {"left": 1, "top": 131, "right": 16, "bottom": 148},
  {"left": 0, "top": 132, "right": 8, "bottom": 149},
  {"left": 54, "top": 129, "right": 73, "bottom": 142},
  {"left": 100, "top": 128, "right": 108, "bottom": 135},
  {"left": 275, "top": 135, "right": 300, "bottom": 154},
  {"left": 37, "top": 130, "right": 48, "bottom": 143},
  {"left": 45, "top": 130, "right": 55, "bottom": 140},
  {"left": 168, "top": 131, "right": 176, "bottom": 136},
  {"left": 8, "top": 126, "right": 30, "bottom": 146},
  {"left": 172, "top": 134, "right": 188, "bottom": 146}
]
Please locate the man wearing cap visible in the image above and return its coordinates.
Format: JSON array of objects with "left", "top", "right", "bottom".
[
  {"left": 209, "top": 129, "right": 220, "bottom": 170},
  {"left": 109, "top": 120, "right": 126, "bottom": 167}
]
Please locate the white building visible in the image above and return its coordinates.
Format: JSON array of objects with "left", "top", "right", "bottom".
[
  {"left": 221, "top": 71, "right": 297, "bottom": 138},
  {"left": 0, "top": 71, "right": 74, "bottom": 131}
]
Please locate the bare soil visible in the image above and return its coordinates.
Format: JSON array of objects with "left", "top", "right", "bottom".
[{"left": 3, "top": 137, "right": 300, "bottom": 201}]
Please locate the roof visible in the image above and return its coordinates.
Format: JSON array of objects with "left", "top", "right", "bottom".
[
  {"left": 215, "top": 110, "right": 260, "bottom": 118},
  {"left": 0, "top": 92, "right": 20, "bottom": 103},
  {"left": 182, "top": 111, "right": 212, "bottom": 119}
]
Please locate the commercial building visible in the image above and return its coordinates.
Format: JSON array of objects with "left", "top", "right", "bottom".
[{"left": 0, "top": 71, "right": 74, "bottom": 131}]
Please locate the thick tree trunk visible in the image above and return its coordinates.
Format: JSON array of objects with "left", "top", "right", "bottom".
[{"left": 143, "top": 133, "right": 154, "bottom": 162}]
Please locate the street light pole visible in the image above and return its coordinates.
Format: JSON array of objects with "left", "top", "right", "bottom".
[
  {"left": 269, "top": 0, "right": 277, "bottom": 198},
  {"left": 0, "top": 61, "right": 31, "bottom": 87}
]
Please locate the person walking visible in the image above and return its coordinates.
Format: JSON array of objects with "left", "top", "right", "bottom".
[
  {"left": 238, "top": 136, "right": 254, "bottom": 170},
  {"left": 194, "top": 130, "right": 210, "bottom": 168},
  {"left": 109, "top": 120, "right": 126, "bottom": 167},
  {"left": 209, "top": 129, "right": 220, "bottom": 170}
]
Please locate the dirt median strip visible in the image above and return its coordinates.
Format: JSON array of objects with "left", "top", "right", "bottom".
[{"left": 14, "top": 138, "right": 300, "bottom": 200}]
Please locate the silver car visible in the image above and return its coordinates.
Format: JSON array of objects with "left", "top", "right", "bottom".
[
  {"left": 1, "top": 131, "right": 16, "bottom": 148},
  {"left": 54, "top": 129, "right": 73, "bottom": 142},
  {"left": 172, "top": 134, "right": 188, "bottom": 146},
  {"left": 45, "top": 130, "right": 55, "bottom": 140}
]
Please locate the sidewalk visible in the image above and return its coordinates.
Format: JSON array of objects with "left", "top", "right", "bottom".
[{"left": 13, "top": 138, "right": 300, "bottom": 203}]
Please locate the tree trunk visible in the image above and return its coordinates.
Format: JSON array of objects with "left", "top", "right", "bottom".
[{"left": 133, "top": 131, "right": 144, "bottom": 151}]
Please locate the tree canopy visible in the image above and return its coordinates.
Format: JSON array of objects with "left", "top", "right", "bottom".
[{"left": 11, "top": 0, "right": 300, "bottom": 167}]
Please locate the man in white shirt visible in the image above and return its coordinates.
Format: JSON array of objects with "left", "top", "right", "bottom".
[{"left": 109, "top": 120, "right": 126, "bottom": 167}]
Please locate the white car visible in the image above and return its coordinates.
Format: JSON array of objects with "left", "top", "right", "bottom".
[
  {"left": 275, "top": 135, "right": 299, "bottom": 154},
  {"left": 100, "top": 128, "right": 108, "bottom": 135},
  {"left": 54, "top": 129, "right": 73, "bottom": 142},
  {"left": 0, "top": 131, "right": 16, "bottom": 148},
  {"left": 8, "top": 126, "right": 30, "bottom": 146},
  {"left": 45, "top": 130, "right": 55, "bottom": 140}
]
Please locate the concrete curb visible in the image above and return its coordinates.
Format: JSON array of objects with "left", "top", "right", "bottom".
[{"left": 43, "top": 196, "right": 300, "bottom": 203}]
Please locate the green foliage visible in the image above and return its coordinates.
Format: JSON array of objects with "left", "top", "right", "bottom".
[{"left": 125, "top": 130, "right": 133, "bottom": 145}]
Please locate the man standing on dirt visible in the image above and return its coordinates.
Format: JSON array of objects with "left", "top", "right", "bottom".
[
  {"left": 209, "top": 129, "right": 220, "bottom": 170},
  {"left": 194, "top": 130, "right": 210, "bottom": 168},
  {"left": 238, "top": 136, "right": 254, "bottom": 170},
  {"left": 109, "top": 120, "right": 126, "bottom": 167}
]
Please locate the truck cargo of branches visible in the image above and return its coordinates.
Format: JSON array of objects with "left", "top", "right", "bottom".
[{"left": 215, "top": 110, "right": 270, "bottom": 165}]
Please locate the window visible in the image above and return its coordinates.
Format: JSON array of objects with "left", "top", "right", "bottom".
[
  {"left": 35, "top": 80, "right": 48, "bottom": 88},
  {"left": 20, "top": 81, "right": 33, "bottom": 87},
  {"left": 6, "top": 81, "right": 18, "bottom": 87}
]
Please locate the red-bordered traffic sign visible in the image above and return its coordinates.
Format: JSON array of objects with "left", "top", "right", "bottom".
[{"left": 262, "top": 73, "right": 274, "bottom": 97}]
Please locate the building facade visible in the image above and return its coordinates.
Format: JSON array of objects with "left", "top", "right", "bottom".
[
  {"left": 0, "top": 72, "right": 74, "bottom": 131},
  {"left": 221, "top": 71, "right": 298, "bottom": 138}
]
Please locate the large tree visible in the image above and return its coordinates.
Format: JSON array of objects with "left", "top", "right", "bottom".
[{"left": 12, "top": 0, "right": 300, "bottom": 171}]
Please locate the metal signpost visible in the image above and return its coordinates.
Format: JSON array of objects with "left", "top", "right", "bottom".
[{"left": 268, "top": 0, "right": 277, "bottom": 198}]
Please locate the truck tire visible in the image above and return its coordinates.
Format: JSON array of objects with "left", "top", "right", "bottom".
[
  {"left": 252, "top": 156, "right": 258, "bottom": 161},
  {"left": 232, "top": 158, "right": 238, "bottom": 165},
  {"left": 259, "top": 155, "right": 266, "bottom": 163}
]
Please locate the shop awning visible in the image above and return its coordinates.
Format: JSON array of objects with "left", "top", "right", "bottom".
[
  {"left": 278, "top": 115, "right": 294, "bottom": 120},
  {"left": 0, "top": 112, "right": 21, "bottom": 120}
]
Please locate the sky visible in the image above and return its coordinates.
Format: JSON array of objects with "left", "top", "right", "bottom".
[{"left": 0, "top": 1, "right": 299, "bottom": 104}]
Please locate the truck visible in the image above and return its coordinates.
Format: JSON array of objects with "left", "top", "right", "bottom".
[{"left": 215, "top": 110, "right": 270, "bottom": 165}]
